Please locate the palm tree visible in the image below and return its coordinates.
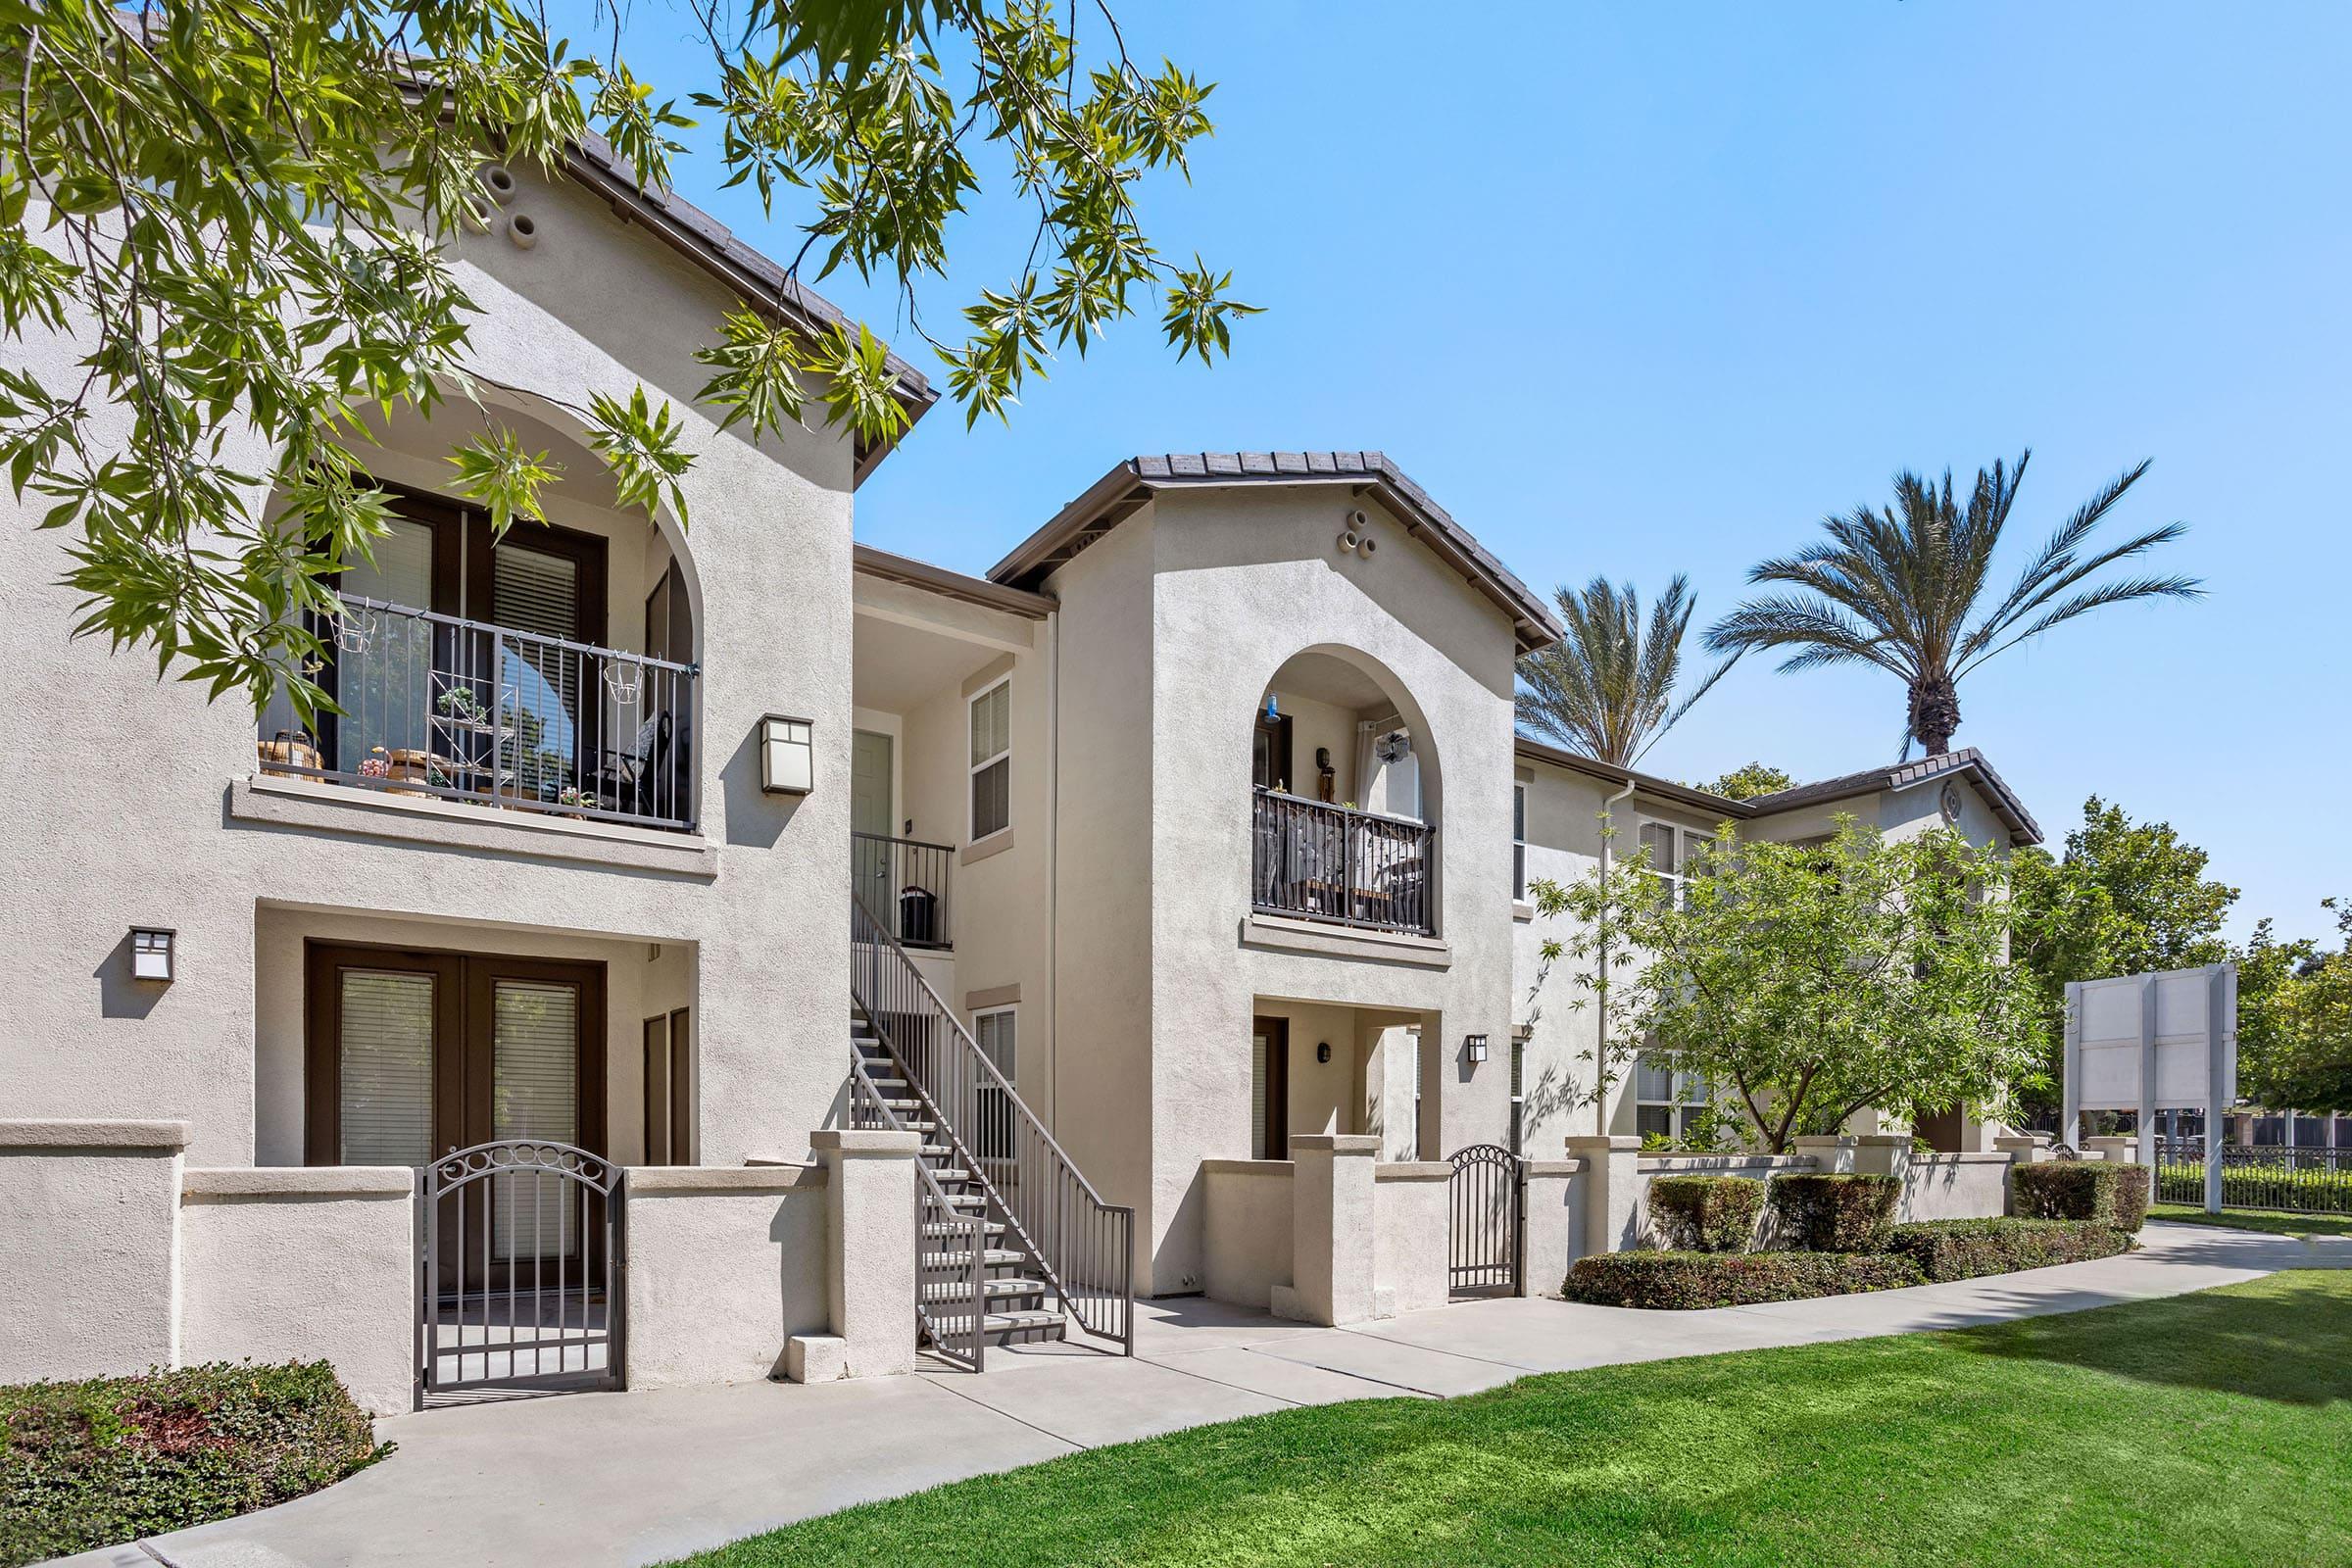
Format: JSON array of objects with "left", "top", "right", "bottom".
[
  {"left": 1705, "top": 453, "right": 2201, "bottom": 758},
  {"left": 1515, "top": 574, "right": 1732, "bottom": 766}
]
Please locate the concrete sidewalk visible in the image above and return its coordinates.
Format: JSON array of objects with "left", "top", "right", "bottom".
[{"left": 57, "top": 1221, "right": 2345, "bottom": 1568}]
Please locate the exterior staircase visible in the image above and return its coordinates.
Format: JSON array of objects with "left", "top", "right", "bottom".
[
  {"left": 851, "top": 1016, "right": 1066, "bottom": 1349},
  {"left": 847, "top": 889, "right": 1134, "bottom": 1371}
]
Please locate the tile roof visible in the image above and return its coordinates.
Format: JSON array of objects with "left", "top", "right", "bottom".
[{"left": 988, "top": 451, "right": 1566, "bottom": 652}]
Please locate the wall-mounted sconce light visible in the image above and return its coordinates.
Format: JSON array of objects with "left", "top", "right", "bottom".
[
  {"left": 1316, "top": 1041, "right": 1332, "bottom": 1064},
  {"left": 1464, "top": 1033, "right": 1490, "bottom": 1064},
  {"left": 760, "top": 715, "right": 813, "bottom": 795},
  {"left": 130, "top": 927, "right": 175, "bottom": 983}
]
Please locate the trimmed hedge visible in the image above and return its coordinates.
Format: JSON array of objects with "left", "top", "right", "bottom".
[
  {"left": 1766, "top": 1173, "right": 1900, "bottom": 1252},
  {"left": 1563, "top": 1250, "right": 1926, "bottom": 1309},
  {"left": 0, "top": 1361, "right": 385, "bottom": 1567},
  {"left": 2013, "top": 1162, "right": 2153, "bottom": 1230},
  {"left": 1647, "top": 1175, "right": 1766, "bottom": 1252},
  {"left": 1886, "top": 1218, "right": 2137, "bottom": 1283}
]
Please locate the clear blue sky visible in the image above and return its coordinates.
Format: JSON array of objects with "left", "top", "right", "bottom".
[{"left": 592, "top": 1, "right": 2349, "bottom": 944}]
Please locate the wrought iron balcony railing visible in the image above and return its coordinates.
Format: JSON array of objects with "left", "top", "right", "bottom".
[
  {"left": 257, "top": 594, "right": 697, "bottom": 832},
  {"left": 852, "top": 831, "right": 954, "bottom": 950},
  {"left": 1251, "top": 787, "right": 1435, "bottom": 936}
]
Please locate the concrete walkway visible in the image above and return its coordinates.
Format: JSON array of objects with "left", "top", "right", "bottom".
[{"left": 58, "top": 1221, "right": 2348, "bottom": 1568}]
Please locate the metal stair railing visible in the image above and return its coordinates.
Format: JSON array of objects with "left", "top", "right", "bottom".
[
  {"left": 851, "top": 890, "right": 1136, "bottom": 1353},
  {"left": 846, "top": 1051, "right": 986, "bottom": 1371}
]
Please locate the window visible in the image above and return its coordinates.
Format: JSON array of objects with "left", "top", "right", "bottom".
[
  {"left": 1512, "top": 782, "right": 1529, "bottom": 900},
  {"left": 975, "top": 1007, "right": 1016, "bottom": 1161},
  {"left": 1635, "top": 1052, "right": 1710, "bottom": 1142},
  {"left": 968, "top": 679, "right": 1010, "bottom": 842},
  {"left": 1638, "top": 821, "right": 1712, "bottom": 907}
]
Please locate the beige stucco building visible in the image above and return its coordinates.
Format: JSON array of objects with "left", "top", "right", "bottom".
[{"left": 1, "top": 147, "right": 2044, "bottom": 1410}]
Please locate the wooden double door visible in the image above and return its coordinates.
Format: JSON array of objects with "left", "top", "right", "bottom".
[{"left": 306, "top": 942, "right": 607, "bottom": 1290}]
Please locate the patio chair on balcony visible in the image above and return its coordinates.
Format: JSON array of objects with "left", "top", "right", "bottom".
[{"left": 586, "top": 710, "right": 674, "bottom": 820}]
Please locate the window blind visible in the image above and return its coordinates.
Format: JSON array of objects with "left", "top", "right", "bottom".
[
  {"left": 338, "top": 969, "right": 435, "bottom": 1167},
  {"left": 969, "top": 682, "right": 1010, "bottom": 839},
  {"left": 493, "top": 979, "right": 578, "bottom": 1258}
]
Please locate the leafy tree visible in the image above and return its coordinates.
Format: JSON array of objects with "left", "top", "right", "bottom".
[
  {"left": 1515, "top": 574, "right": 1733, "bottom": 766},
  {"left": 2008, "top": 796, "right": 2238, "bottom": 1112},
  {"left": 2237, "top": 904, "right": 2352, "bottom": 1115},
  {"left": 1697, "top": 761, "right": 1794, "bottom": 801},
  {"left": 1704, "top": 453, "right": 2201, "bottom": 757},
  {"left": 0, "top": 0, "right": 1253, "bottom": 713},
  {"left": 1530, "top": 817, "right": 2044, "bottom": 1152}
]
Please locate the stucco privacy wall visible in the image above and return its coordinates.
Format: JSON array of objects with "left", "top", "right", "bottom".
[
  {"left": 1200, "top": 1159, "right": 1294, "bottom": 1308},
  {"left": 1126, "top": 486, "right": 1522, "bottom": 1296},
  {"left": 1900, "top": 1152, "right": 2013, "bottom": 1222},
  {"left": 624, "top": 1165, "right": 830, "bottom": 1389},
  {"left": 177, "top": 1167, "right": 415, "bottom": 1416},
  {"left": 0, "top": 166, "right": 856, "bottom": 1169},
  {"left": 0, "top": 1122, "right": 186, "bottom": 1385},
  {"left": 1372, "top": 1162, "right": 1449, "bottom": 1315}
]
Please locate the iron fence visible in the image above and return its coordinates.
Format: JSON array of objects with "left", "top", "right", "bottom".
[
  {"left": 1448, "top": 1144, "right": 1522, "bottom": 1294},
  {"left": 416, "top": 1140, "right": 622, "bottom": 1403},
  {"left": 1251, "top": 788, "right": 1434, "bottom": 936},
  {"left": 2156, "top": 1139, "right": 2352, "bottom": 1214},
  {"left": 262, "top": 593, "right": 696, "bottom": 831},
  {"left": 851, "top": 891, "right": 1135, "bottom": 1353},
  {"left": 853, "top": 832, "right": 954, "bottom": 949}
]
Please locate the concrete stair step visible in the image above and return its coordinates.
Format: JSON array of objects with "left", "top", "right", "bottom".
[
  {"left": 920, "top": 1277, "right": 1046, "bottom": 1307},
  {"left": 920, "top": 1219, "right": 1005, "bottom": 1240},
  {"left": 981, "top": 1309, "right": 1067, "bottom": 1345},
  {"left": 919, "top": 1248, "right": 1026, "bottom": 1271}
]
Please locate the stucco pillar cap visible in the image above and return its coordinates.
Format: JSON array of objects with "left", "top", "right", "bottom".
[
  {"left": 0, "top": 1118, "right": 189, "bottom": 1151},
  {"left": 1289, "top": 1134, "right": 1380, "bottom": 1155},
  {"left": 1791, "top": 1134, "right": 1857, "bottom": 1150},
  {"left": 1563, "top": 1135, "right": 1642, "bottom": 1154},
  {"left": 809, "top": 1129, "right": 920, "bottom": 1158}
]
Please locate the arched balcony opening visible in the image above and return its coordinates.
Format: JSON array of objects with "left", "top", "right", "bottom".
[
  {"left": 1248, "top": 648, "right": 1440, "bottom": 938},
  {"left": 255, "top": 393, "right": 704, "bottom": 832}
]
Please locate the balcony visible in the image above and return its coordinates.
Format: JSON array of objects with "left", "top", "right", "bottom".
[
  {"left": 257, "top": 594, "right": 698, "bottom": 832},
  {"left": 853, "top": 832, "right": 954, "bottom": 950},
  {"left": 1251, "top": 787, "right": 1434, "bottom": 936}
]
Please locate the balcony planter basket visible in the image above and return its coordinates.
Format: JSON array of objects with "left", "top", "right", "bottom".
[{"left": 256, "top": 730, "right": 321, "bottom": 777}]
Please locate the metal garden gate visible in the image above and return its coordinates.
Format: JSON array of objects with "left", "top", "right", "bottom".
[
  {"left": 1447, "top": 1143, "right": 1522, "bottom": 1294},
  {"left": 417, "top": 1139, "right": 624, "bottom": 1404}
]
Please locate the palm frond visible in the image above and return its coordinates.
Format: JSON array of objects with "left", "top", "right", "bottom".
[{"left": 1515, "top": 571, "right": 1725, "bottom": 765}]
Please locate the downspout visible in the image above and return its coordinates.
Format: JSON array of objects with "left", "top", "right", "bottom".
[
  {"left": 1046, "top": 606, "right": 1061, "bottom": 1131},
  {"left": 1594, "top": 773, "right": 1638, "bottom": 1137}
]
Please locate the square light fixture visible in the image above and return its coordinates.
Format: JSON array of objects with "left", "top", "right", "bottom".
[
  {"left": 130, "top": 927, "right": 175, "bottom": 983},
  {"left": 1464, "top": 1033, "right": 1490, "bottom": 1063},
  {"left": 760, "top": 715, "right": 813, "bottom": 796}
]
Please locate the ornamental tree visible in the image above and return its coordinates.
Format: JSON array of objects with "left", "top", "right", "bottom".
[
  {"left": 0, "top": 0, "right": 1253, "bottom": 714},
  {"left": 2237, "top": 901, "right": 2352, "bottom": 1116},
  {"left": 1531, "top": 816, "right": 2046, "bottom": 1152}
]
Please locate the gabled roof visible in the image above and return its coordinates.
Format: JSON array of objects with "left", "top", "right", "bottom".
[
  {"left": 1738, "top": 747, "right": 2042, "bottom": 844},
  {"left": 1512, "top": 738, "right": 2044, "bottom": 846},
  {"left": 560, "top": 135, "right": 938, "bottom": 486},
  {"left": 987, "top": 452, "right": 1566, "bottom": 654}
]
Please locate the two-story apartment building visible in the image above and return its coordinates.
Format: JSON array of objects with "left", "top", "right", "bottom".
[{"left": 0, "top": 147, "right": 2041, "bottom": 1408}]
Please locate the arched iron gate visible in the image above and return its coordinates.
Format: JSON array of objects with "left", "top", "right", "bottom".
[
  {"left": 1447, "top": 1144, "right": 1522, "bottom": 1294},
  {"left": 417, "top": 1140, "right": 624, "bottom": 1404}
]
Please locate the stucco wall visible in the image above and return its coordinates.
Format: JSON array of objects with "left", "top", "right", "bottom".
[
  {"left": 177, "top": 1167, "right": 415, "bottom": 1415},
  {"left": 1899, "top": 1152, "right": 2013, "bottom": 1222},
  {"left": 1200, "top": 1159, "right": 1295, "bottom": 1309},
  {"left": 624, "top": 1165, "right": 831, "bottom": 1389},
  {"left": 1123, "top": 486, "right": 1522, "bottom": 1295},
  {"left": 1371, "top": 1164, "right": 1449, "bottom": 1314},
  {"left": 0, "top": 166, "right": 857, "bottom": 1170},
  {"left": 0, "top": 1122, "right": 185, "bottom": 1385}
]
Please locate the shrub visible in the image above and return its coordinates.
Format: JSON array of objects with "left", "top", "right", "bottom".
[
  {"left": 1766, "top": 1173, "right": 1900, "bottom": 1252},
  {"left": 1563, "top": 1250, "right": 1926, "bottom": 1309},
  {"left": 1647, "top": 1175, "right": 1766, "bottom": 1252},
  {"left": 2013, "top": 1161, "right": 2153, "bottom": 1229},
  {"left": 0, "top": 1361, "right": 385, "bottom": 1567},
  {"left": 1885, "top": 1218, "right": 2137, "bottom": 1283}
]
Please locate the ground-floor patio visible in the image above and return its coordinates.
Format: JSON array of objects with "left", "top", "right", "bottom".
[{"left": 54, "top": 1222, "right": 2348, "bottom": 1568}]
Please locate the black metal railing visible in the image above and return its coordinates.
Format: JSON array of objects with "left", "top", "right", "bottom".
[
  {"left": 853, "top": 832, "right": 954, "bottom": 949},
  {"left": 851, "top": 891, "right": 1135, "bottom": 1353},
  {"left": 2157, "top": 1139, "right": 2352, "bottom": 1214},
  {"left": 259, "top": 594, "right": 697, "bottom": 832},
  {"left": 1251, "top": 788, "right": 1435, "bottom": 936},
  {"left": 847, "top": 1054, "right": 987, "bottom": 1370},
  {"left": 1448, "top": 1144, "right": 1522, "bottom": 1294}
]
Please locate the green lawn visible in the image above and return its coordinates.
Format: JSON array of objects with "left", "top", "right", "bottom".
[
  {"left": 676, "top": 1271, "right": 2352, "bottom": 1568},
  {"left": 2150, "top": 1203, "right": 2352, "bottom": 1239}
]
